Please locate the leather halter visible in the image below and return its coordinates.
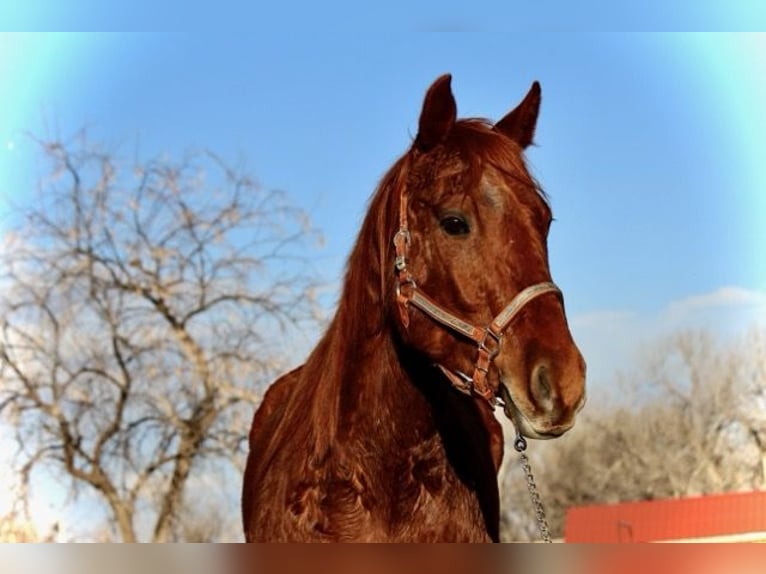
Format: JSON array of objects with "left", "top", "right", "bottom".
[{"left": 393, "top": 186, "right": 561, "bottom": 406}]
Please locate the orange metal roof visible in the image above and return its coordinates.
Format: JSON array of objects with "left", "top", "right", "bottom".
[{"left": 565, "top": 490, "right": 766, "bottom": 542}]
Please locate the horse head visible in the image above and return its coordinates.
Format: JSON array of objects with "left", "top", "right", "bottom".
[{"left": 391, "top": 74, "right": 586, "bottom": 439}]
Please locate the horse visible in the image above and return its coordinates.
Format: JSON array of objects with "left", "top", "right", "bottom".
[{"left": 242, "top": 74, "right": 586, "bottom": 542}]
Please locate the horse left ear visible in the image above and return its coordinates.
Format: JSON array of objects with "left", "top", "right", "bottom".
[
  {"left": 415, "top": 74, "right": 457, "bottom": 152},
  {"left": 494, "top": 81, "right": 541, "bottom": 149}
]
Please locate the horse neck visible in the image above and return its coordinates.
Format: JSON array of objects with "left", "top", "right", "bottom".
[
  {"left": 304, "top": 296, "right": 503, "bottom": 466},
  {"left": 301, "top": 304, "right": 503, "bottom": 539},
  {"left": 302, "top": 302, "right": 429, "bottom": 455}
]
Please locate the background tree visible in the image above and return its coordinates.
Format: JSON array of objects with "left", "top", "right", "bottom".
[
  {"left": 500, "top": 328, "right": 766, "bottom": 541},
  {"left": 0, "top": 132, "right": 323, "bottom": 541}
]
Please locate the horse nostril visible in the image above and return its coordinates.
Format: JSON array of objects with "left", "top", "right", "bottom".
[{"left": 531, "top": 362, "right": 554, "bottom": 406}]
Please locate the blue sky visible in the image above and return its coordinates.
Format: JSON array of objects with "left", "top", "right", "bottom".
[
  {"left": 2, "top": 1, "right": 766, "bottom": 31},
  {"left": 1, "top": 32, "right": 766, "bottom": 384}
]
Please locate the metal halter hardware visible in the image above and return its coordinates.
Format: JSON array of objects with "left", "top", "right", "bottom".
[{"left": 392, "top": 187, "right": 561, "bottom": 407}]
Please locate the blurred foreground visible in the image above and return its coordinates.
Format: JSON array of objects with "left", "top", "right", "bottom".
[{"left": 1, "top": 544, "right": 766, "bottom": 574}]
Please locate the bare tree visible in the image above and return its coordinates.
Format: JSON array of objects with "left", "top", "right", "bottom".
[
  {"left": 0, "top": 132, "right": 323, "bottom": 541},
  {"left": 500, "top": 328, "right": 766, "bottom": 541}
]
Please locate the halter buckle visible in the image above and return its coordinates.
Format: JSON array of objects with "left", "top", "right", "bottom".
[
  {"left": 393, "top": 228, "right": 411, "bottom": 249},
  {"left": 393, "top": 229, "right": 412, "bottom": 272},
  {"left": 479, "top": 328, "right": 502, "bottom": 360}
]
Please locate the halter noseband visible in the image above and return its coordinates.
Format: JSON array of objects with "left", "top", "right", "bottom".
[{"left": 393, "top": 186, "right": 561, "bottom": 406}]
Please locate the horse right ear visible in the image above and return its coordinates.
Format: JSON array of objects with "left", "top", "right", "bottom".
[
  {"left": 415, "top": 74, "right": 457, "bottom": 152},
  {"left": 493, "top": 81, "right": 541, "bottom": 149}
]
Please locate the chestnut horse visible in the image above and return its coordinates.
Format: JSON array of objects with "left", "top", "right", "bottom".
[{"left": 242, "top": 75, "right": 586, "bottom": 542}]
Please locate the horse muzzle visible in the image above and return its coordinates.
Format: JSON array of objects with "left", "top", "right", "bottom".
[{"left": 499, "top": 359, "right": 587, "bottom": 440}]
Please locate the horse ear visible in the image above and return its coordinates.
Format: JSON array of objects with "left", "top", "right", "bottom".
[
  {"left": 415, "top": 74, "right": 457, "bottom": 152},
  {"left": 494, "top": 81, "right": 541, "bottom": 149}
]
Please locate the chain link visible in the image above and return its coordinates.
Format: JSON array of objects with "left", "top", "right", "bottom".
[{"left": 517, "top": 449, "right": 552, "bottom": 543}]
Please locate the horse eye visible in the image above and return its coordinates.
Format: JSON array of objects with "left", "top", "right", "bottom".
[{"left": 440, "top": 215, "right": 470, "bottom": 236}]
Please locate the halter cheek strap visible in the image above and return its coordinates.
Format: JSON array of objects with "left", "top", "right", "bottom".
[{"left": 393, "top": 188, "right": 561, "bottom": 406}]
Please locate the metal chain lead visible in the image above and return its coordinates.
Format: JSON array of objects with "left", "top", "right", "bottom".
[
  {"left": 514, "top": 437, "right": 552, "bottom": 543},
  {"left": 502, "top": 386, "right": 552, "bottom": 544}
]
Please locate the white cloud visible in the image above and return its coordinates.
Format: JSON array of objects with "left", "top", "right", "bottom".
[
  {"left": 569, "top": 285, "right": 766, "bottom": 395},
  {"left": 660, "top": 286, "right": 766, "bottom": 335},
  {"left": 666, "top": 285, "right": 766, "bottom": 318}
]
